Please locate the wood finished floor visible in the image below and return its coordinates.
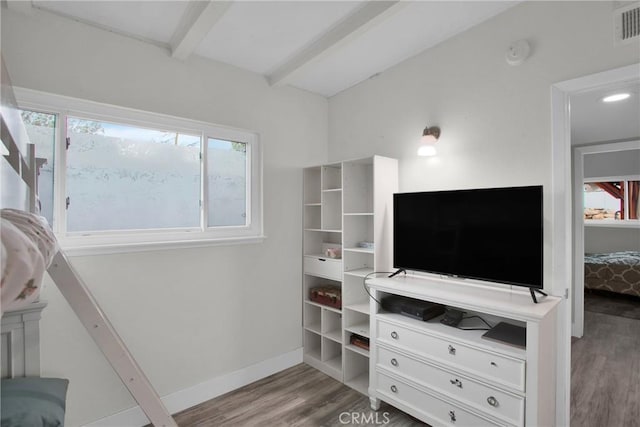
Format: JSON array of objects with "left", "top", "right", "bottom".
[
  {"left": 571, "top": 310, "right": 640, "bottom": 427},
  {"left": 165, "top": 309, "right": 639, "bottom": 427},
  {"left": 170, "top": 364, "right": 425, "bottom": 427}
]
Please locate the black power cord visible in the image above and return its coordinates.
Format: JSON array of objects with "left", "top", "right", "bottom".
[
  {"left": 456, "top": 314, "right": 493, "bottom": 331},
  {"left": 362, "top": 271, "right": 405, "bottom": 306}
]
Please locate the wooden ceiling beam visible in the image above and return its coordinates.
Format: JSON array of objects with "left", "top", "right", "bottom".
[
  {"left": 267, "top": 1, "right": 404, "bottom": 87},
  {"left": 595, "top": 182, "right": 623, "bottom": 199},
  {"left": 170, "top": 1, "right": 232, "bottom": 60}
]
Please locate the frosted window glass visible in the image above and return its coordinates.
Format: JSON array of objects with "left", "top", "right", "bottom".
[
  {"left": 66, "top": 117, "right": 200, "bottom": 232},
  {"left": 21, "top": 110, "right": 56, "bottom": 225},
  {"left": 207, "top": 138, "right": 247, "bottom": 227}
]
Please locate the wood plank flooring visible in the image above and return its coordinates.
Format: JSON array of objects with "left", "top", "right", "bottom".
[
  {"left": 171, "top": 364, "right": 425, "bottom": 427},
  {"left": 166, "top": 308, "right": 638, "bottom": 426},
  {"left": 571, "top": 310, "right": 640, "bottom": 427}
]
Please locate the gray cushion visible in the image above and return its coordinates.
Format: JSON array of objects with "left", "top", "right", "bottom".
[{"left": 1, "top": 377, "right": 69, "bottom": 427}]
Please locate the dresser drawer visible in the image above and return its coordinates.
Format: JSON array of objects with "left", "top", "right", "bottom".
[
  {"left": 378, "top": 346, "right": 524, "bottom": 426},
  {"left": 303, "top": 256, "right": 342, "bottom": 281},
  {"left": 377, "top": 319, "right": 525, "bottom": 391},
  {"left": 376, "top": 371, "right": 507, "bottom": 427}
]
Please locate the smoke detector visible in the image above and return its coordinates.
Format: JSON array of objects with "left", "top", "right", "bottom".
[{"left": 505, "top": 40, "right": 531, "bottom": 66}]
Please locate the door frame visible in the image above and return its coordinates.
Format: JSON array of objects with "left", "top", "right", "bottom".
[
  {"left": 550, "top": 62, "right": 640, "bottom": 426},
  {"left": 573, "top": 140, "right": 640, "bottom": 338}
]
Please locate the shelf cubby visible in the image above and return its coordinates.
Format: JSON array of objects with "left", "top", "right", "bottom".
[
  {"left": 304, "top": 330, "right": 321, "bottom": 362},
  {"left": 322, "top": 337, "right": 343, "bottom": 380},
  {"left": 343, "top": 160, "right": 373, "bottom": 214},
  {"left": 303, "top": 275, "right": 342, "bottom": 310},
  {"left": 322, "top": 190, "right": 342, "bottom": 231},
  {"left": 303, "top": 230, "right": 342, "bottom": 257},
  {"left": 341, "top": 274, "right": 370, "bottom": 312},
  {"left": 343, "top": 215, "right": 374, "bottom": 250},
  {"left": 344, "top": 310, "right": 370, "bottom": 338},
  {"left": 344, "top": 309, "right": 370, "bottom": 357},
  {"left": 344, "top": 350, "right": 369, "bottom": 394},
  {"left": 303, "top": 301, "right": 321, "bottom": 334},
  {"left": 344, "top": 302, "right": 369, "bottom": 315},
  {"left": 322, "top": 164, "right": 342, "bottom": 191},
  {"left": 343, "top": 250, "right": 374, "bottom": 272},
  {"left": 304, "top": 205, "right": 322, "bottom": 231},
  {"left": 322, "top": 309, "right": 342, "bottom": 343}
]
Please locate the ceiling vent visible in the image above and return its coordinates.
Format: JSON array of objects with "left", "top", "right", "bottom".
[{"left": 614, "top": 2, "right": 640, "bottom": 45}]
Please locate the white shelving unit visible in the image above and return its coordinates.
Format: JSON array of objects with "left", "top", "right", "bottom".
[{"left": 302, "top": 156, "right": 398, "bottom": 391}]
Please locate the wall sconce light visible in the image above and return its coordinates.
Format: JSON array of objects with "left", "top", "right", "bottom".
[{"left": 417, "top": 126, "right": 440, "bottom": 157}]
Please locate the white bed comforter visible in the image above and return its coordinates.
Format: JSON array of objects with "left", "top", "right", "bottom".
[{"left": 1, "top": 209, "right": 57, "bottom": 313}]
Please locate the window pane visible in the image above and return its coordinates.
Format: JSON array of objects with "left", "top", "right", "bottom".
[
  {"left": 20, "top": 110, "right": 55, "bottom": 225},
  {"left": 66, "top": 117, "right": 200, "bottom": 232},
  {"left": 583, "top": 182, "right": 624, "bottom": 220},
  {"left": 207, "top": 138, "right": 247, "bottom": 227}
]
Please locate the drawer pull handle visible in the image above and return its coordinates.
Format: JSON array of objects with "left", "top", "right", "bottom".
[
  {"left": 390, "top": 385, "right": 398, "bottom": 393},
  {"left": 318, "top": 258, "right": 326, "bottom": 262},
  {"left": 390, "top": 358, "right": 398, "bottom": 367},
  {"left": 491, "top": 361, "right": 498, "bottom": 367},
  {"left": 449, "top": 379, "right": 463, "bottom": 388},
  {"left": 391, "top": 331, "right": 399, "bottom": 339},
  {"left": 487, "top": 396, "right": 499, "bottom": 407},
  {"left": 449, "top": 410, "right": 456, "bottom": 422},
  {"left": 448, "top": 345, "right": 456, "bottom": 355}
]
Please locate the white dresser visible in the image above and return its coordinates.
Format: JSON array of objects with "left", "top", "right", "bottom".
[{"left": 367, "top": 275, "right": 560, "bottom": 427}]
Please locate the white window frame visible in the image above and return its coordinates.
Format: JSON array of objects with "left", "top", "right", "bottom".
[
  {"left": 583, "top": 174, "right": 640, "bottom": 228},
  {"left": 15, "top": 87, "right": 264, "bottom": 255}
]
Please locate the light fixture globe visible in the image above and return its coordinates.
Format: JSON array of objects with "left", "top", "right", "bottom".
[
  {"left": 417, "top": 126, "right": 440, "bottom": 156},
  {"left": 417, "top": 145, "right": 437, "bottom": 157},
  {"left": 420, "top": 134, "right": 438, "bottom": 144}
]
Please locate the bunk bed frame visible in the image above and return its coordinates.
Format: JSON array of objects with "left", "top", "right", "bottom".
[{"left": 1, "top": 57, "right": 177, "bottom": 427}]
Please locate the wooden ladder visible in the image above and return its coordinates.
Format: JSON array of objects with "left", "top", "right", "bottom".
[{"left": 47, "top": 251, "right": 177, "bottom": 427}]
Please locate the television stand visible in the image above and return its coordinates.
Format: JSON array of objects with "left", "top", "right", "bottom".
[
  {"left": 529, "top": 288, "right": 548, "bottom": 304},
  {"left": 366, "top": 274, "right": 561, "bottom": 427}
]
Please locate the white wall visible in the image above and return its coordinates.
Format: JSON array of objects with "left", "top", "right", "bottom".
[
  {"left": 585, "top": 226, "right": 640, "bottom": 253},
  {"left": 328, "top": 1, "right": 640, "bottom": 292},
  {"left": 584, "top": 149, "right": 640, "bottom": 178},
  {"left": 1, "top": 8, "right": 327, "bottom": 427}
]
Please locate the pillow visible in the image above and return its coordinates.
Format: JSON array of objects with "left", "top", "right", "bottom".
[{"left": 1, "top": 377, "right": 69, "bottom": 427}]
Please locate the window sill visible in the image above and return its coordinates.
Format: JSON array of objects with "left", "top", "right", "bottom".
[
  {"left": 584, "top": 220, "right": 640, "bottom": 229},
  {"left": 59, "top": 235, "right": 267, "bottom": 256}
]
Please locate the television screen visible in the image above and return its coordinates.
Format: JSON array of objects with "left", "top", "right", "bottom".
[{"left": 394, "top": 186, "right": 543, "bottom": 289}]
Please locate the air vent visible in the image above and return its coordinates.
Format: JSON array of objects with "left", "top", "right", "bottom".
[{"left": 614, "top": 2, "right": 640, "bottom": 45}]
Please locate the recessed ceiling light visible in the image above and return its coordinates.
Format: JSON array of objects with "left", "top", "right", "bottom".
[{"left": 602, "top": 93, "right": 631, "bottom": 103}]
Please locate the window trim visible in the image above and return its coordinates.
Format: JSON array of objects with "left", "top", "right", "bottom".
[
  {"left": 583, "top": 174, "right": 640, "bottom": 228},
  {"left": 15, "top": 87, "right": 264, "bottom": 255}
]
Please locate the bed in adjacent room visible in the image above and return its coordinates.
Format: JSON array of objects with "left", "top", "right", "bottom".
[{"left": 584, "top": 251, "right": 640, "bottom": 298}]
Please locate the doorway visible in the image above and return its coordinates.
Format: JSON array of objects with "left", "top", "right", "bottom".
[
  {"left": 572, "top": 141, "right": 640, "bottom": 337},
  {"left": 550, "top": 63, "right": 640, "bottom": 426}
]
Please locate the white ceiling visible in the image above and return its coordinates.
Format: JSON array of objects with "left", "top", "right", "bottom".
[
  {"left": 571, "top": 81, "right": 640, "bottom": 145},
  {"left": 21, "top": 0, "right": 518, "bottom": 97}
]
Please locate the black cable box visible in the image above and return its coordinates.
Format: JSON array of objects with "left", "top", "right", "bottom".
[
  {"left": 482, "top": 322, "right": 526, "bottom": 349},
  {"left": 381, "top": 295, "right": 445, "bottom": 321}
]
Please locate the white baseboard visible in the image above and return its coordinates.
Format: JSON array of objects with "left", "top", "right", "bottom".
[{"left": 85, "top": 348, "right": 303, "bottom": 427}]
